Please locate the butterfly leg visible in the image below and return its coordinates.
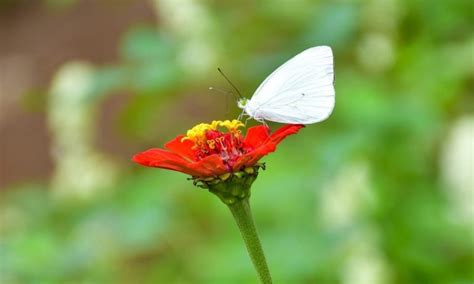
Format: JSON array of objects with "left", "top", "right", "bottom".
[
  {"left": 252, "top": 109, "right": 268, "bottom": 127},
  {"left": 253, "top": 114, "right": 267, "bottom": 127},
  {"left": 244, "top": 116, "right": 253, "bottom": 126},
  {"left": 237, "top": 109, "right": 246, "bottom": 121}
]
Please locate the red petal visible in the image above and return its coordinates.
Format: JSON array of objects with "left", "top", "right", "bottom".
[
  {"left": 243, "top": 125, "right": 271, "bottom": 148},
  {"left": 270, "top": 124, "right": 305, "bottom": 144},
  {"left": 232, "top": 142, "right": 276, "bottom": 171},
  {"left": 164, "top": 135, "right": 197, "bottom": 161},
  {"left": 189, "top": 154, "right": 229, "bottom": 177},
  {"left": 132, "top": 148, "right": 208, "bottom": 176},
  {"left": 233, "top": 124, "right": 304, "bottom": 170},
  {"left": 133, "top": 148, "right": 229, "bottom": 177}
]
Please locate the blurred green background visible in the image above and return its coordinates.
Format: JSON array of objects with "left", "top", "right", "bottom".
[{"left": 0, "top": 0, "right": 472, "bottom": 283}]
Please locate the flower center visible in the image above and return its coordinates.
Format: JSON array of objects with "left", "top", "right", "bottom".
[{"left": 183, "top": 120, "right": 246, "bottom": 167}]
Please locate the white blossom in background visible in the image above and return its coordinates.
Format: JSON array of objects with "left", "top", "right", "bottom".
[
  {"left": 341, "top": 230, "right": 391, "bottom": 284},
  {"left": 357, "top": 0, "right": 399, "bottom": 73},
  {"left": 440, "top": 116, "right": 474, "bottom": 227},
  {"left": 356, "top": 33, "right": 395, "bottom": 73},
  {"left": 48, "top": 62, "right": 118, "bottom": 200},
  {"left": 361, "top": 0, "right": 399, "bottom": 34},
  {"left": 319, "top": 161, "right": 391, "bottom": 284},
  {"left": 320, "top": 162, "right": 374, "bottom": 228},
  {"left": 152, "top": 0, "right": 219, "bottom": 78}
]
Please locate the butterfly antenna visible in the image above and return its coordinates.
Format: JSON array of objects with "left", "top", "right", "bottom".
[
  {"left": 217, "top": 67, "right": 243, "bottom": 99},
  {"left": 208, "top": 86, "right": 240, "bottom": 100}
]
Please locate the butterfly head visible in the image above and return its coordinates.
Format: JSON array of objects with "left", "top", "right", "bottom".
[{"left": 237, "top": 97, "right": 248, "bottom": 109}]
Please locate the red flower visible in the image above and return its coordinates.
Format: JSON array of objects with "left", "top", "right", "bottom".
[{"left": 132, "top": 120, "right": 304, "bottom": 178}]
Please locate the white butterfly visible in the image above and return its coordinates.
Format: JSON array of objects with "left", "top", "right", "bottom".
[{"left": 237, "top": 46, "right": 335, "bottom": 124}]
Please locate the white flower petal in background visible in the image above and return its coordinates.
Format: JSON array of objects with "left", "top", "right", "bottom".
[
  {"left": 48, "top": 62, "right": 118, "bottom": 200},
  {"left": 320, "top": 161, "right": 373, "bottom": 228},
  {"left": 153, "top": 0, "right": 219, "bottom": 77},
  {"left": 341, "top": 230, "right": 392, "bottom": 284},
  {"left": 356, "top": 33, "right": 395, "bottom": 73},
  {"left": 319, "top": 161, "right": 391, "bottom": 284},
  {"left": 440, "top": 115, "right": 474, "bottom": 226}
]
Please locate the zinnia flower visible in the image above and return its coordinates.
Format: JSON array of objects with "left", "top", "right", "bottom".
[
  {"left": 132, "top": 119, "right": 304, "bottom": 283},
  {"left": 132, "top": 120, "right": 304, "bottom": 178}
]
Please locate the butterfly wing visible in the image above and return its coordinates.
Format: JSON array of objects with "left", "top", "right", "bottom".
[{"left": 244, "top": 46, "right": 335, "bottom": 124}]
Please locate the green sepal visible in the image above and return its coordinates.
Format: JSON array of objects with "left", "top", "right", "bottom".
[{"left": 190, "top": 164, "right": 264, "bottom": 205}]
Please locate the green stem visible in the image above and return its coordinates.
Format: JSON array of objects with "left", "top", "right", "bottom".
[{"left": 227, "top": 198, "right": 272, "bottom": 284}]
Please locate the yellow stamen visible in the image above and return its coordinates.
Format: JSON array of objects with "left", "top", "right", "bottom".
[
  {"left": 207, "top": 139, "right": 216, "bottom": 149},
  {"left": 181, "top": 120, "right": 244, "bottom": 143},
  {"left": 220, "top": 120, "right": 244, "bottom": 132}
]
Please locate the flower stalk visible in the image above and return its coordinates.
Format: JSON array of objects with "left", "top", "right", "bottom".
[
  {"left": 228, "top": 198, "right": 272, "bottom": 284},
  {"left": 195, "top": 165, "right": 272, "bottom": 283}
]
